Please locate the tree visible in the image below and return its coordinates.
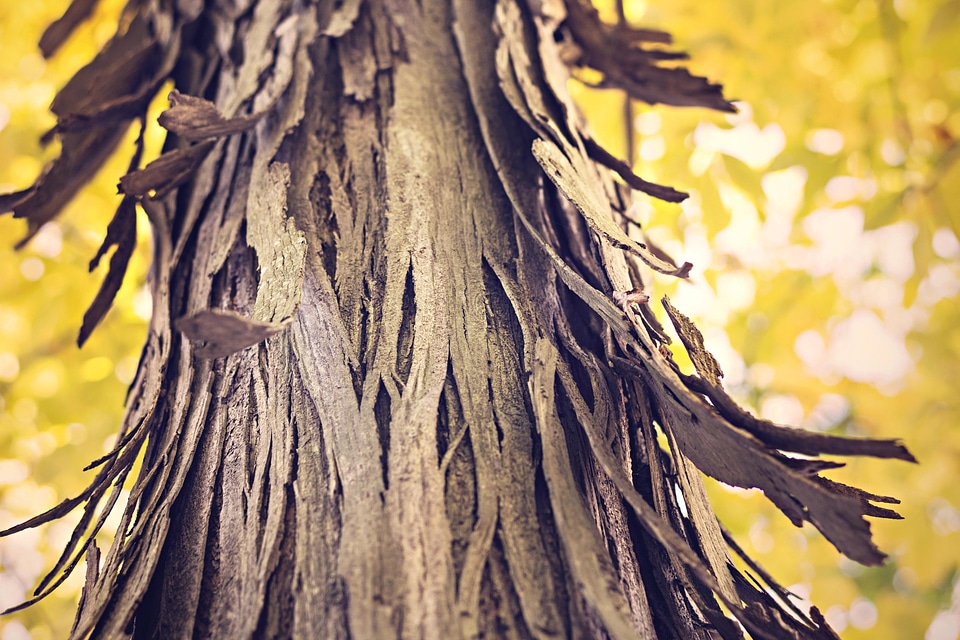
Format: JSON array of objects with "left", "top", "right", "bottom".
[{"left": 1, "top": 0, "right": 915, "bottom": 637}]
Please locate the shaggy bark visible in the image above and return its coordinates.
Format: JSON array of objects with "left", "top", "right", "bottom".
[{"left": 2, "top": 0, "right": 914, "bottom": 638}]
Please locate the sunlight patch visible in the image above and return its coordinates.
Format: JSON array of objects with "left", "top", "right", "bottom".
[
  {"left": 634, "top": 110, "right": 661, "bottom": 135},
  {"left": 759, "top": 394, "right": 804, "bottom": 425},
  {"left": 933, "top": 228, "right": 960, "bottom": 260},
  {"left": 806, "top": 128, "right": 844, "bottom": 155},
  {"left": 825, "top": 176, "right": 877, "bottom": 203},
  {"left": 802, "top": 206, "right": 866, "bottom": 278},
  {"left": 694, "top": 120, "right": 785, "bottom": 170},
  {"left": 826, "top": 310, "right": 912, "bottom": 387}
]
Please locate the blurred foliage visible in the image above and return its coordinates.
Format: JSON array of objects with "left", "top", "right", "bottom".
[{"left": 1, "top": 0, "right": 958, "bottom": 639}]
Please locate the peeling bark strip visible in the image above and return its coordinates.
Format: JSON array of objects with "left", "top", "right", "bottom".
[
  {"left": 158, "top": 90, "right": 266, "bottom": 141},
  {"left": 2, "top": 0, "right": 912, "bottom": 638}
]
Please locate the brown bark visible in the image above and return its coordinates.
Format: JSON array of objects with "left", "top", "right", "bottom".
[{"left": 2, "top": 0, "right": 913, "bottom": 638}]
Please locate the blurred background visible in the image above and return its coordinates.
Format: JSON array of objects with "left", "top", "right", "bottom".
[{"left": 1, "top": 0, "right": 958, "bottom": 638}]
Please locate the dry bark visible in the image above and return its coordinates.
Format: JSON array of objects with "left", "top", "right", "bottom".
[{"left": 2, "top": 0, "right": 914, "bottom": 638}]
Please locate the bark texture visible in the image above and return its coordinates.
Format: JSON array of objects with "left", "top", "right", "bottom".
[{"left": 2, "top": 0, "right": 914, "bottom": 638}]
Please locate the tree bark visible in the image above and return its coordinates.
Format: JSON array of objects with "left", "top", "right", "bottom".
[{"left": 1, "top": 0, "right": 914, "bottom": 638}]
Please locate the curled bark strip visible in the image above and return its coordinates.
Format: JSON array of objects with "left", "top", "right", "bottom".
[
  {"left": 158, "top": 90, "right": 265, "bottom": 141},
  {"left": 0, "top": 188, "right": 35, "bottom": 216},
  {"left": 662, "top": 295, "right": 724, "bottom": 384},
  {"left": 682, "top": 366, "right": 915, "bottom": 461},
  {"left": 78, "top": 124, "right": 148, "bottom": 346},
  {"left": 39, "top": 0, "right": 100, "bottom": 58},
  {"left": 633, "top": 356, "right": 897, "bottom": 566},
  {"left": 662, "top": 296, "right": 916, "bottom": 462},
  {"left": 47, "top": 92, "right": 157, "bottom": 139},
  {"left": 3, "top": 124, "right": 128, "bottom": 248},
  {"left": 78, "top": 196, "right": 137, "bottom": 347},
  {"left": 563, "top": 0, "right": 737, "bottom": 112},
  {"left": 118, "top": 140, "right": 216, "bottom": 197},
  {"left": 48, "top": 16, "right": 160, "bottom": 119},
  {"left": 721, "top": 525, "right": 815, "bottom": 626},
  {"left": 583, "top": 136, "right": 688, "bottom": 203},
  {"left": 532, "top": 138, "right": 693, "bottom": 277},
  {"left": 176, "top": 310, "right": 289, "bottom": 359},
  {"left": 612, "top": 287, "right": 649, "bottom": 311},
  {"left": 68, "top": 541, "right": 101, "bottom": 638}
]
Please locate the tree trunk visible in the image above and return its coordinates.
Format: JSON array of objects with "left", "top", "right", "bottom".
[{"left": 1, "top": 0, "right": 914, "bottom": 638}]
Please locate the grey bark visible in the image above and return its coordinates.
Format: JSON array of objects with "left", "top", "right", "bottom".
[{"left": 1, "top": 0, "right": 914, "bottom": 638}]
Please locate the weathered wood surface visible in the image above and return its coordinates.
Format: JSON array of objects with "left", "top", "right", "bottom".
[{"left": 2, "top": 0, "right": 914, "bottom": 638}]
